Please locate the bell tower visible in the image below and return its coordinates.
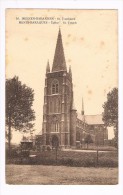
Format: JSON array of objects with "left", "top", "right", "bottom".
[{"left": 42, "top": 29, "right": 76, "bottom": 147}]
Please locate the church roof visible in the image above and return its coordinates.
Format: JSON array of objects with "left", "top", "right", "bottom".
[
  {"left": 77, "top": 113, "right": 104, "bottom": 125},
  {"left": 52, "top": 28, "right": 67, "bottom": 72}
]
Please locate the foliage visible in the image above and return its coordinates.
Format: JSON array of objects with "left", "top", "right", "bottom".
[
  {"left": 42, "top": 145, "right": 46, "bottom": 151},
  {"left": 6, "top": 150, "right": 118, "bottom": 168},
  {"left": 102, "top": 88, "right": 118, "bottom": 145},
  {"left": 84, "top": 134, "right": 93, "bottom": 148},
  {"left": 35, "top": 135, "right": 42, "bottom": 149},
  {"left": 6, "top": 76, "right": 35, "bottom": 150},
  {"left": 47, "top": 145, "right": 52, "bottom": 151}
]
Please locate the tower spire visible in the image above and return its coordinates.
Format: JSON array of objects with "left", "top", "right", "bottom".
[
  {"left": 81, "top": 97, "right": 84, "bottom": 115},
  {"left": 69, "top": 65, "right": 72, "bottom": 77},
  {"left": 52, "top": 28, "right": 67, "bottom": 72},
  {"left": 46, "top": 60, "right": 50, "bottom": 73}
]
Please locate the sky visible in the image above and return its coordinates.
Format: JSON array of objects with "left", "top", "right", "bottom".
[{"left": 6, "top": 9, "right": 118, "bottom": 143}]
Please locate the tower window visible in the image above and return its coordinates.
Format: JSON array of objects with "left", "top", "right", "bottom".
[
  {"left": 52, "top": 84, "right": 55, "bottom": 94},
  {"left": 52, "top": 79, "right": 59, "bottom": 94},
  {"left": 54, "top": 122, "right": 59, "bottom": 132},
  {"left": 51, "top": 121, "right": 59, "bottom": 132},
  {"left": 56, "top": 83, "right": 59, "bottom": 93}
]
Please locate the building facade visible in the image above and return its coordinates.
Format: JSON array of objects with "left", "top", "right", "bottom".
[
  {"left": 41, "top": 29, "right": 108, "bottom": 148},
  {"left": 76, "top": 114, "right": 108, "bottom": 146}
]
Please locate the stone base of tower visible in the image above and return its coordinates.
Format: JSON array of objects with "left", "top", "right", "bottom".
[{"left": 41, "top": 132, "right": 72, "bottom": 149}]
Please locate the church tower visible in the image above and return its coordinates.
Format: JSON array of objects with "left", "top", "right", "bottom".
[{"left": 42, "top": 29, "right": 76, "bottom": 147}]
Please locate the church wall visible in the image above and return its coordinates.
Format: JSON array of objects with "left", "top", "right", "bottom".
[
  {"left": 76, "top": 118, "right": 108, "bottom": 146},
  {"left": 70, "top": 111, "right": 77, "bottom": 146}
]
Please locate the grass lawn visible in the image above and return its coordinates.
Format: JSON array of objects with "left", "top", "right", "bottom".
[{"left": 6, "top": 164, "right": 118, "bottom": 185}]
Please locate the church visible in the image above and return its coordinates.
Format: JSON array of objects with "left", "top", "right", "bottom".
[{"left": 41, "top": 29, "right": 108, "bottom": 148}]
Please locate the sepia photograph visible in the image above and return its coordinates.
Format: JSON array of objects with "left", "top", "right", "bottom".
[{"left": 5, "top": 8, "right": 119, "bottom": 185}]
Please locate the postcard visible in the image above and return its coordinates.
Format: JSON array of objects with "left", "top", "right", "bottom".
[{"left": 0, "top": 0, "right": 123, "bottom": 195}]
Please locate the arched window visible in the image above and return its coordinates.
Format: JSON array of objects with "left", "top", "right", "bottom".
[
  {"left": 56, "top": 83, "right": 59, "bottom": 93},
  {"left": 52, "top": 79, "right": 59, "bottom": 94},
  {"left": 52, "top": 84, "right": 55, "bottom": 94}
]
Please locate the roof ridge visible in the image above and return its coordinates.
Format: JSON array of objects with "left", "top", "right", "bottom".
[{"left": 77, "top": 112, "right": 102, "bottom": 116}]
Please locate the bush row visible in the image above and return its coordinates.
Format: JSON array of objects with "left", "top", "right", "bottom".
[{"left": 6, "top": 155, "right": 118, "bottom": 167}]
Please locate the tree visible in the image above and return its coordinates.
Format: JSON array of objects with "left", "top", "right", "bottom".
[
  {"left": 6, "top": 76, "right": 35, "bottom": 151},
  {"left": 102, "top": 88, "right": 118, "bottom": 147},
  {"left": 84, "top": 134, "right": 93, "bottom": 149}
]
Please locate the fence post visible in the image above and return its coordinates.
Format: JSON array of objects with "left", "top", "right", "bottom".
[
  {"left": 96, "top": 148, "right": 99, "bottom": 167},
  {"left": 55, "top": 146, "right": 58, "bottom": 165}
]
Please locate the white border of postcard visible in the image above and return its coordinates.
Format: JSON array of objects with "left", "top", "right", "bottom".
[{"left": 0, "top": 0, "right": 123, "bottom": 195}]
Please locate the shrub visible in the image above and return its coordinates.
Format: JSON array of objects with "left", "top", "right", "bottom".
[
  {"left": 47, "top": 145, "right": 52, "bottom": 151},
  {"left": 6, "top": 149, "right": 118, "bottom": 167},
  {"left": 60, "top": 158, "right": 74, "bottom": 166},
  {"left": 42, "top": 145, "right": 46, "bottom": 151},
  {"left": 6, "top": 148, "right": 20, "bottom": 159},
  {"left": 21, "top": 150, "right": 30, "bottom": 158}
]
